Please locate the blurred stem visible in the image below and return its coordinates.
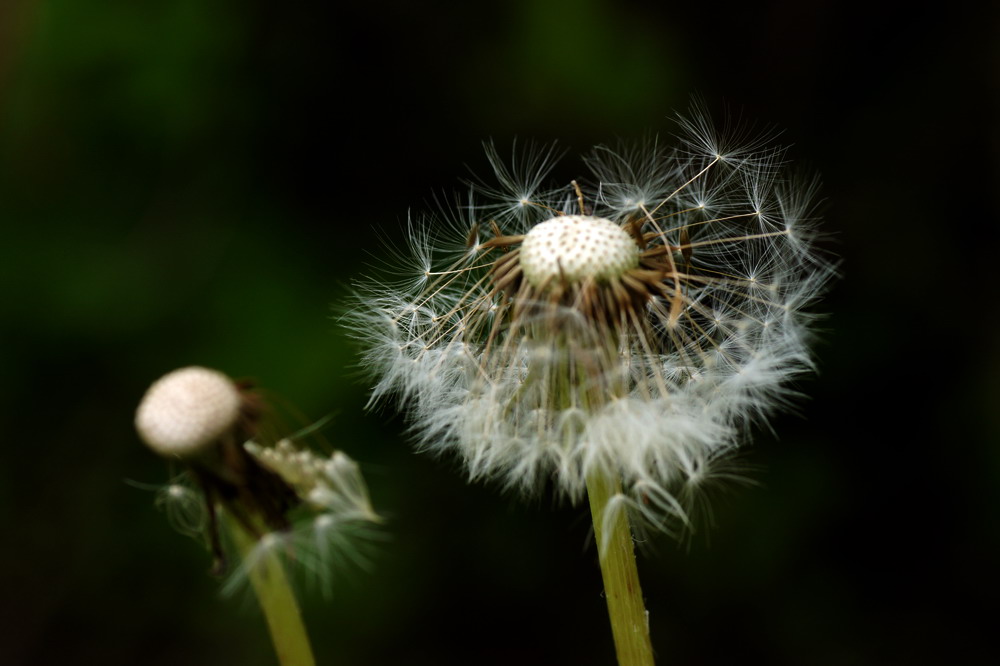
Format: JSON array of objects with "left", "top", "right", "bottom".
[
  {"left": 587, "top": 472, "right": 655, "bottom": 666},
  {"left": 227, "top": 518, "right": 317, "bottom": 666}
]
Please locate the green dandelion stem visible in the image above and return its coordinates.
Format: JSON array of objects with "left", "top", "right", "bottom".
[
  {"left": 587, "top": 472, "right": 655, "bottom": 666},
  {"left": 227, "top": 519, "right": 317, "bottom": 666}
]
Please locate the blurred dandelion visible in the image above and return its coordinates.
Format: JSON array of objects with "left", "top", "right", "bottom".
[
  {"left": 134, "top": 366, "right": 380, "bottom": 666},
  {"left": 351, "top": 106, "right": 834, "bottom": 665}
]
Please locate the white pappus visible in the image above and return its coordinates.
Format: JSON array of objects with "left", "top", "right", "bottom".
[{"left": 349, "top": 108, "right": 834, "bottom": 539}]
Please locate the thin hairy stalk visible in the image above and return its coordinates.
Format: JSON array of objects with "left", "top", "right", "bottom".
[
  {"left": 587, "top": 472, "right": 655, "bottom": 666},
  {"left": 227, "top": 519, "right": 317, "bottom": 666}
]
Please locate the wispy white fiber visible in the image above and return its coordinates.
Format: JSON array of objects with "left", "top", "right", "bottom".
[{"left": 349, "top": 107, "right": 834, "bottom": 536}]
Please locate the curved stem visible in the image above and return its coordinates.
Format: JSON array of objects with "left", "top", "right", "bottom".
[
  {"left": 227, "top": 520, "right": 317, "bottom": 666},
  {"left": 587, "top": 473, "right": 655, "bottom": 666}
]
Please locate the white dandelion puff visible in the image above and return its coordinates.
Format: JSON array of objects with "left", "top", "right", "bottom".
[
  {"left": 350, "top": 110, "right": 834, "bottom": 541},
  {"left": 135, "top": 366, "right": 243, "bottom": 460},
  {"left": 350, "top": 107, "right": 835, "bottom": 666}
]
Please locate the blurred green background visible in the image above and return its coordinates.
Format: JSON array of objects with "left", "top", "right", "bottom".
[{"left": 1, "top": 1, "right": 998, "bottom": 664}]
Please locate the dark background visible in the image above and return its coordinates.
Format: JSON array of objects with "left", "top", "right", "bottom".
[{"left": 1, "top": 1, "right": 998, "bottom": 664}]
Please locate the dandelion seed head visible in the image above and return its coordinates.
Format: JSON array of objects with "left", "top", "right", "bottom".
[
  {"left": 350, "top": 107, "right": 835, "bottom": 535},
  {"left": 519, "top": 215, "right": 640, "bottom": 287},
  {"left": 135, "top": 366, "right": 242, "bottom": 458},
  {"left": 135, "top": 367, "right": 381, "bottom": 595}
]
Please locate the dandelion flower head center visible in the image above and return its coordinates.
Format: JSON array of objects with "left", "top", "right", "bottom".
[
  {"left": 135, "top": 366, "right": 242, "bottom": 458},
  {"left": 519, "top": 215, "right": 639, "bottom": 288}
]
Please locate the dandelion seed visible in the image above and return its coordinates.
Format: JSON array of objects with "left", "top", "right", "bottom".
[{"left": 126, "top": 476, "right": 206, "bottom": 538}]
